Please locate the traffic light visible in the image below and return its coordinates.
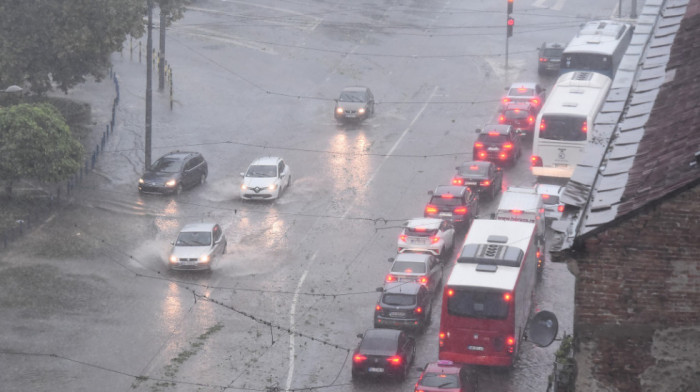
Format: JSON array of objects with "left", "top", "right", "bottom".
[
  {"left": 507, "top": 0, "right": 514, "bottom": 14},
  {"left": 507, "top": 17, "right": 514, "bottom": 37}
]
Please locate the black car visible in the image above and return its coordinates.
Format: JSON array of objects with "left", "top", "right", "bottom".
[
  {"left": 335, "top": 86, "right": 375, "bottom": 122},
  {"left": 472, "top": 125, "right": 523, "bottom": 167},
  {"left": 138, "top": 151, "right": 208, "bottom": 194},
  {"left": 351, "top": 328, "right": 416, "bottom": 381},
  {"left": 374, "top": 282, "right": 432, "bottom": 332},
  {"left": 451, "top": 161, "right": 503, "bottom": 200},
  {"left": 538, "top": 42, "right": 565, "bottom": 75},
  {"left": 424, "top": 185, "right": 479, "bottom": 231}
]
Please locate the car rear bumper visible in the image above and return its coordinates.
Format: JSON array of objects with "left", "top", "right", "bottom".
[{"left": 375, "top": 316, "right": 424, "bottom": 329}]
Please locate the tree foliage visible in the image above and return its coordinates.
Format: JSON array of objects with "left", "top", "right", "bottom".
[
  {"left": 156, "top": 0, "right": 190, "bottom": 25},
  {"left": 0, "top": 103, "right": 84, "bottom": 193},
  {"left": 0, "top": 0, "right": 146, "bottom": 94}
]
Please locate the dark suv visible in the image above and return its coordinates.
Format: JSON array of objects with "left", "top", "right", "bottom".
[
  {"left": 538, "top": 42, "right": 564, "bottom": 75},
  {"left": 138, "top": 151, "right": 208, "bottom": 194},
  {"left": 473, "top": 125, "right": 523, "bottom": 167},
  {"left": 424, "top": 185, "right": 479, "bottom": 231},
  {"left": 374, "top": 282, "right": 432, "bottom": 332},
  {"left": 498, "top": 102, "right": 538, "bottom": 134}
]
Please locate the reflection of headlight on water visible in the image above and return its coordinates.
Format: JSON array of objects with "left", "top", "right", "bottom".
[
  {"left": 336, "top": 107, "right": 344, "bottom": 114},
  {"left": 165, "top": 179, "right": 177, "bottom": 187},
  {"left": 358, "top": 108, "right": 365, "bottom": 115}
]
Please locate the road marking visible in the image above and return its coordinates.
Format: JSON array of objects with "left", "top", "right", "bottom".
[
  {"left": 341, "top": 85, "right": 440, "bottom": 219},
  {"left": 285, "top": 254, "right": 313, "bottom": 391}
]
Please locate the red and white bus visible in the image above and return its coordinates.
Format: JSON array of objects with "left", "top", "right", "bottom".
[{"left": 438, "top": 219, "right": 539, "bottom": 367}]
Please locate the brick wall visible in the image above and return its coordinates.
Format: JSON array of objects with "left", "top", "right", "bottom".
[{"left": 572, "top": 183, "right": 700, "bottom": 391}]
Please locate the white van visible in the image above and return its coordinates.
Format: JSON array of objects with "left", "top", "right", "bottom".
[{"left": 493, "top": 186, "right": 546, "bottom": 270}]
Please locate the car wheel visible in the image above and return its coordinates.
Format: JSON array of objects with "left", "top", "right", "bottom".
[
  {"left": 287, "top": 174, "right": 292, "bottom": 189},
  {"left": 222, "top": 242, "right": 227, "bottom": 254},
  {"left": 200, "top": 173, "right": 206, "bottom": 185},
  {"left": 351, "top": 369, "right": 360, "bottom": 381},
  {"left": 175, "top": 183, "right": 183, "bottom": 195}
]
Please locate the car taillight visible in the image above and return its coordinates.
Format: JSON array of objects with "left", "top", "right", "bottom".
[
  {"left": 506, "top": 337, "right": 515, "bottom": 354},
  {"left": 385, "top": 274, "right": 397, "bottom": 282},
  {"left": 447, "top": 289, "right": 454, "bottom": 297},
  {"left": 425, "top": 205, "right": 438, "bottom": 214},
  {"left": 439, "top": 331, "right": 446, "bottom": 347},
  {"left": 480, "top": 180, "right": 490, "bottom": 186},
  {"left": 452, "top": 177, "right": 464, "bottom": 185},
  {"left": 539, "top": 118, "right": 546, "bottom": 131},
  {"left": 376, "top": 304, "right": 382, "bottom": 311},
  {"left": 430, "top": 236, "right": 439, "bottom": 244},
  {"left": 441, "top": 193, "right": 454, "bottom": 199},
  {"left": 502, "top": 97, "right": 510, "bottom": 105},
  {"left": 531, "top": 98, "right": 540, "bottom": 106},
  {"left": 499, "top": 152, "right": 508, "bottom": 160},
  {"left": 581, "top": 120, "right": 588, "bottom": 133},
  {"left": 387, "top": 355, "right": 402, "bottom": 365},
  {"left": 399, "top": 234, "right": 407, "bottom": 242},
  {"left": 453, "top": 206, "right": 467, "bottom": 215},
  {"left": 478, "top": 151, "right": 487, "bottom": 159},
  {"left": 503, "top": 292, "right": 512, "bottom": 301},
  {"left": 558, "top": 204, "right": 565, "bottom": 212},
  {"left": 539, "top": 57, "right": 547, "bottom": 62},
  {"left": 415, "top": 306, "right": 423, "bottom": 314},
  {"left": 511, "top": 209, "right": 522, "bottom": 215},
  {"left": 498, "top": 114, "right": 506, "bottom": 123},
  {"left": 503, "top": 143, "right": 513, "bottom": 150},
  {"left": 353, "top": 354, "right": 367, "bottom": 363},
  {"left": 419, "top": 276, "right": 428, "bottom": 285},
  {"left": 528, "top": 115, "right": 535, "bottom": 124},
  {"left": 531, "top": 155, "right": 543, "bottom": 167},
  {"left": 541, "top": 194, "right": 550, "bottom": 200},
  {"left": 474, "top": 142, "right": 484, "bottom": 149}
]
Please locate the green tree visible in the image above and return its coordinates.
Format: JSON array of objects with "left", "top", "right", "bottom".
[
  {"left": 0, "top": 103, "right": 84, "bottom": 196},
  {"left": 0, "top": 0, "right": 146, "bottom": 94}
]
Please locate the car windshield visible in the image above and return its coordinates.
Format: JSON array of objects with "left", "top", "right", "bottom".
[
  {"left": 419, "top": 373, "right": 461, "bottom": 388},
  {"left": 383, "top": 293, "right": 417, "bottom": 306},
  {"left": 430, "top": 196, "right": 464, "bottom": 207},
  {"left": 176, "top": 231, "right": 212, "bottom": 246},
  {"left": 447, "top": 288, "right": 509, "bottom": 319},
  {"left": 508, "top": 87, "right": 534, "bottom": 97},
  {"left": 151, "top": 157, "right": 183, "bottom": 173},
  {"left": 406, "top": 227, "right": 438, "bottom": 237},
  {"left": 478, "top": 133, "right": 508, "bottom": 144},
  {"left": 504, "top": 109, "right": 529, "bottom": 120},
  {"left": 457, "top": 164, "right": 488, "bottom": 177},
  {"left": 246, "top": 165, "right": 277, "bottom": 178},
  {"left": 359, "top": 333, "right": 398, "bottom": 352},
  {"left": 542, "top": 48, "right": 563, "bottom": 57},
  {"left": 391, "top": 261, "right": 427, "bottom": 274},
  {"left": 339, "top": 91, "right": 366, "bottom": 102}
]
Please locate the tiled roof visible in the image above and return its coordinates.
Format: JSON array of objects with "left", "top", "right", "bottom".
[{"left": 552, "top": 0, "right": 699, "bottom": 251}]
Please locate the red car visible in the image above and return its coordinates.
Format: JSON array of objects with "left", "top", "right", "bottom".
[
  {"left": 414, "top": 360, "right": 475, "bottom": 392},
  {"left": 498, "top": 102, "right": 538, "bottom": 133}
]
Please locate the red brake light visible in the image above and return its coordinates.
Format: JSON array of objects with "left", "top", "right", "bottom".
[
  {"left": 414, "top": 227, "right": 426, "bottom": 232},
  {"left": 531, "top": 155, "right": 543, "bottom": 167},
  {"left": 439, "top": 332, "right": 446, "bottom": 339},
  {"left": 528, "top": 115, "right": 535, "bottom": 124},
  {"left": 480, "top": 180, "right": 490, "bottom": 186},
  {"left": 399, "top": 234, "right": 407, "bottom": 242},
  {"left": 415, "top": 306, "right": 423, "bottom": 314},
  {"left": 453, "top": 206, "right": 467, "bottom": 215},
  {"left": 503, "top": 143, "right": 513, "bottom": 150},
  {"left": 470, "top": 165, "right": 479, "bottom": 170},
  {"left": 447, "top": 289, "right": 454, "bottom": 297},
  {"left": 539, "top": 57, "right": 547, "bottom": 62},
  {"left": 511, "top": 209, "right": 522, "bottom": 215},
  {"left": 541, "top": 194, "right": 550, "bottom": 200},
  {"left": 387, "top": 355, "right": 402, "bottom": 365},
  {"left": 506, "top": 336, "right": 515, "bottom": 354},
  {"left": 488, "top": 131, "right": 500, "bottom": 136},
  {"left": 452, "top": 177, "right": 464, "bottom": 185},
  {"left": 441, "top": 193, "right": 454, "bottom": 199},
  {"left": 478, "top": 151, "right": 487, "bottom": 159},
  {"left": 539, "top": 118, "right": 546, "bottom": 131},
  {"left": 425, "top": 205, "right": 438, "bottom": 214},
  {"left": 376, "top": 304, "right": 382, "bottom": 311},
  {"left": 503, "top": 292, "right": 512, "bottom": 302},
  {"left": 502, "top": 97, "right": 510, "bottom": 105},
  {"left": 517, "top": 87, "right": 527, "bottom": 92},
  {"left": 582, "top": 120, "right": 588, "bottom": 133},
  {"left": 430, "top": 236, "right": 440, "bottom": 244},
  {"left": 385, "top": 274, "right": 397, "bottom": 282},
  {"left": 531, "top": 98, "right": 540, "bottom": 106},
  {"left": 498, "top": 114, "right": 505, "bottom": 123},
  {"left": 558, "top": 205, "right": 565, "bottom": 212},
  {"left": 474, "top": 142, "right": 484, "bottom": 149},
  {"left": 353, "top": 354, "right": 367, "bottom": 363},
  {"left": 419, "top": 276, "right": 428, "bottom": 284}
]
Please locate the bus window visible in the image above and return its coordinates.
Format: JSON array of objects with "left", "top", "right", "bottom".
[
  {"left": 538, "top": 115, "right": 587, "bottom": 141},
  {"left": 447, "top": 289, "right": 509, "bottom": 319},
  {"left": 561, "top": 54, "right": 612, "bottom": 74}
]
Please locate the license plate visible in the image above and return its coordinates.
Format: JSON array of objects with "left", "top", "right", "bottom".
[
  {"left": 555, "top": 163, "right": 568, "bottom": 168},
  {"left": 487, "top": 147, "right": 499, "bottom": 151},
  {"left": 389, "top": 312, "right": 406, "bottom": 317},
  {"left": 468, "top": 346, "right": 484, "bottom": 351},
  {"left": 409, "top": 238, "right": 427, "bottom": 244},
  {"left": 368, "top": 367, "right": 384, "bottom": 373},
  {"left": 439, "top": 212, "right": 452, "bottom": 217},
  {"left": 345, "top": 113, "right": 356, "bottom": 117},
  {"left": 465, "top": 181, "right": 478, "bottom": 185}
]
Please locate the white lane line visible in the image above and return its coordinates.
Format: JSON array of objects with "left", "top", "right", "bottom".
[
  {"left": 341, "top": 85, "right": 440, "bottom": 219},
  {"left": 285, "top": 255, "right": 313, "bottom": 391}
]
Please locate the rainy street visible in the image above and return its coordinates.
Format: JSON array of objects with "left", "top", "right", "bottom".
[{"left": 0, "top": 0, "right": 621, "bottom": 391}]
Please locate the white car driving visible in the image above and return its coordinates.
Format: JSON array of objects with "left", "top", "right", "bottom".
[
  {"left": 240, "top": 156, "right": 291, "bottom": 200},
  {"left": 397, "top": 218, "right": 455, "bottom": 261},
  {"left": 168, "top": 222, "right": 227, "bottom": 270}
]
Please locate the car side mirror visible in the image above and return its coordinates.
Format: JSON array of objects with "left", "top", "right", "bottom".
[
  {"left": 428, "top": 190, "right": 434, "bottom": 196},
  {"left": 357, "top": 333, "right": 364, "bottom": 339},
  {"left": 240, "top": 172, "right": 245, "bottom": 177},
  {"left": 170, "top": 241, "right": 174, "bottom": 245},
  {"left": 376, "top": 287, "right": 384, "bottom": 292},
  {"left": 475, "top": 128, "right": 482, "bottom": 133},
  {"left": 388, "top": 257, "right": 395, "bottom": 263}
]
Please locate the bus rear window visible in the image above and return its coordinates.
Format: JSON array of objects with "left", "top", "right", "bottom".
[
  {"left": 561, "top": 53, "right": 612, "bottom": 73},
  {"left": 539, "top": 115, "right": 587, "bottom": 141},
  {"left": 447, "top": 289, "right": 509, "bottom": 319}
]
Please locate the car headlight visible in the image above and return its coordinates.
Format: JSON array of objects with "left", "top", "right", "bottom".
[
  {"left": 336, "top": 107, "right": 344, "bottom": 114},
  {"left": 138, "top": 178, "right": 144, "bottom": 184},
  {"left": 165, "top": 179, "right": 177, "bottom": 187},
  {"left": 358, "top": 107, "right": 366, "bottom": 115},
  {"left": 169, "top": 255, "right": 178, "bottom": 263},
  {"left": 268, "top": 183, "right": 277, "bottom": 190},
  {"left": 241, "top": 184, "right": 248, "bottom": 190},
  {"left": 200, "top": 254, "right": 210, "bottom": 263}
]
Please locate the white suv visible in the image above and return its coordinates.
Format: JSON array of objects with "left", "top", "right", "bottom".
[{"left": 397, "top": 218, "right": 454, "bottom": 261}]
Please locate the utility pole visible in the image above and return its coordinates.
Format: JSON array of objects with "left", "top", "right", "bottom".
[
  {"left": 159, "top": 4, "right": 167, "bottom": 91},
  {"left": 145, "top": 0, "right": 153, "bottom": 170}
]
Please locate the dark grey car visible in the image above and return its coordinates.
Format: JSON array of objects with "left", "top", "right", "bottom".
[
  {"left": 138, "top": 151, "right": 208, "bottom": 195},
  {"left": 334, "top": 86, "right": 375, "bottom": 122}
]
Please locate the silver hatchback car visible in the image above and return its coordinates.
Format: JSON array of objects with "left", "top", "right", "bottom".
[{"left": 168, "top": 222, "right": 227, "bottom": 270}]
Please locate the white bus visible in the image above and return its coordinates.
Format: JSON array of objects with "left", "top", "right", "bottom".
[
  {"left": 559, "top": 20, "right": 633, "bottom": 78},
  {"left": 530, "top": 71, "right": 612, "bottom": 179}
]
